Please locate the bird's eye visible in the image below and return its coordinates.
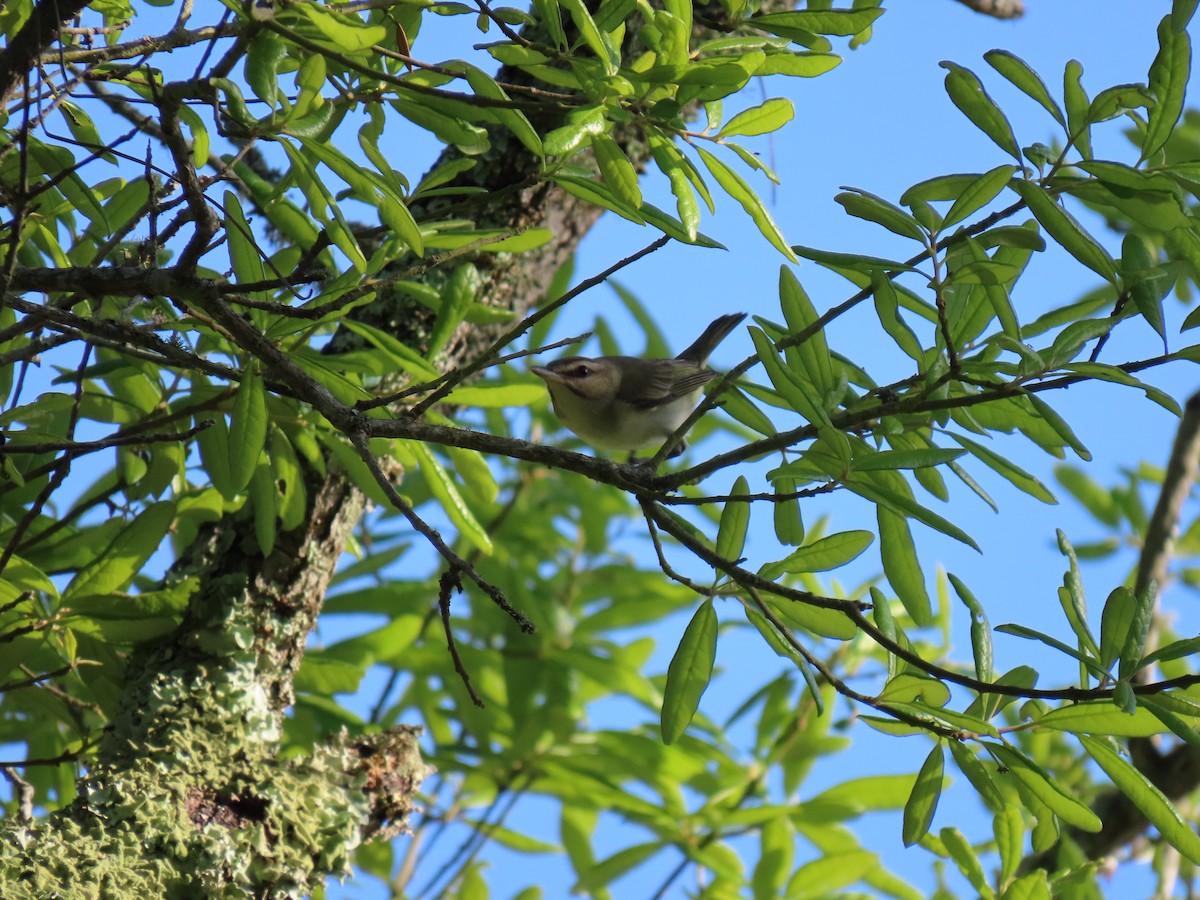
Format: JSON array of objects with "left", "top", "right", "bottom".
[{"left": 575, "top": 365, "right": 590, "bottom": 376}]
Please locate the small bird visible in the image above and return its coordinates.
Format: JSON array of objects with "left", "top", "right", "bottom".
[{"left": 531, "top": 313, "right": 747, "bottom": 458}]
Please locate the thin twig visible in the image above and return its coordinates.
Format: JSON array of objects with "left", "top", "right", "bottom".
[{"left": 438, "top": 569, "right": 484, "bottom": 708}]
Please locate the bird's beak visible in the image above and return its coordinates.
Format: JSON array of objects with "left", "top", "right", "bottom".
[{"left": 530, "top": 366, "right": 561, "bottom": 383}]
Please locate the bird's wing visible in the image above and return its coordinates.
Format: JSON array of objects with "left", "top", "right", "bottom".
[{"left": 620, "top": 360, "right": 715, "bottom": 409}]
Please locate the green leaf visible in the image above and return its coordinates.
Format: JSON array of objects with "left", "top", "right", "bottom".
[
  {"left": 850, "top": 476, "right": 979, "bottom": 551},
  {"left": 228, "top": 367, "right": 268, "bottom": 494},
  {"left": 446, "top": 383, "right": 545, "bottom": 407},
  {"left": 994, "top": 623, "right": 1107, "bottom": 680},
  {"left": 224, "top": 190, "right": 268, "bottom": 296},
  {"left": 1081, "top": 735, "right": 1200, "bottom": 862},
  {"left": 749, "top": 326, "right": 829, "bottom": 425},
  {"left": 948, "top": 573, "right": 993, "bottom": 683},
  {"left": 791, "top": 244, "right": 921, "bottom": 275},
  {"left": 1144, "top": 15, "right": 1191, "bottom": 160},
  {"left": 872, "top": 275, "right": 925, "bottom": 362},
  {"left": 784, "top": 851, "right": 878, "bottom": 897},
  {"left": 717, "top": 97, "right": 795, "bottom": 138},
  {"left": 1026, "top": 394, "right": 1090, "bottom": 460},
  {"left": 765, "top": 596, "right": 857, "bottom": 641},
  {"left": 948, "top": 741, "right": 1005, "bottom": 811},
  {"left": 1137, "top": 695, "right": 1200, "bottom": 751},
  {"left": 983, "top": 50, "right": 1065, "bottom": 127},
  {"left": 649, "top": 134, "right": 700, "bottom": 239},
  {"left": 547, "top": 103, "right": 604, "bottom": 158},
  {"left": 942, "top": 165, "right": 1018, "bottom": 229},
  {"left": 753, "top": 8, "right": 884, "bottom": 37},
  {"left": 1011, "top": 180, "right": 1117, "bottom": 283},
  {"left": 1119, "top": 579, "right": 1156, "bottom": 680},
  {"left": 558, "top": 0, "right": 617, "bottom": 74},
  {"left": 939, "top": 61, "right": 1022, "bottom": 160},
  {"left": 835, "top": 189, "right": 927, "bottom": 242},
  {"left": 984, "top": 742, "right": 1103, "bottom": 832},
  {"left": 778, "top": 267, "right": 835, "bottom": 396},
  {"left": 458, "top": 63, "right": 544, "bottom": 157},
  {"left": 757, "top": 530, "right": 873, "bottom": 580},
  {"left": 1137, "top": 635, "right": 1200, "bottom": 671},
  {"left": 592, "top": 133, "right": 642, "bottom": 209},
  {"left": 948, "top": 433, "right": 1056, "bottom": 504},
  {"left": 411, "top": 443, "right": 493, "bottom": 555},
  {"left": 697, "top": 147, "right": 798, "bottom": 262},
  {"left": 1121, "top": 233, "right": 1169, "bottom": 346},
  {"left": 715, "top": 476, "right": 752, "bottom": 562},
  {"left": 1036, "top": 701, "right": 1168, "bottom": 737},
  {"left": 297, "top": 3, "right": 387, "bottom": 51},
  {"left": 853, "top": 448, "right": 966, "bottom": 472},
  {"left": 1063, "top": 59, "right": 1092, "bottom": 157},
  {"left": 903, "top": 743, "right": 944, "bottom": 847},
  {"left": 428, "top": 263, "right": 479, "bottom": 358},
  {"left": 1098, "top": 585, "right": 1136, "bottom": 673},
  {"left": 878, "top": 506, "right": 932, "bottom": 626},
  {"left": 661, "top": 599, "right": 718, "bottom": 744},
  {"left": 1054, "top": 463, "right": 1120, "bottom": 526},
  {"left": 772, "top": 476, "right": 805, "bottom": 546},
  {"left": 940, "top": 827, "right": 989, "bottom": 895},
  {"left": 63, "top": 501, "right": 175, "bottom": 601}
]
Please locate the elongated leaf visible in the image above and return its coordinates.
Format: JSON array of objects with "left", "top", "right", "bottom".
[
  {"left": 792, "top": 243, "right": 921, "bottom": 274},
  {"left": 871, "top": 276, "right": 926, "bottom": 365},
  {"left": 778, "top": 267, "right": 835, "bottom": 396},
  {"left": 878, "top": 506, "right": 932, "bottom": 625},
  {"left": 1145, "top": 15, "right": 1191, "bottom": 159},
  {"left": 758, "top": 530, "right": 872, "bottom": 580},
  {"left": 411, "top": 443, "right": 493, "bottom": 555},
  {"left": 717, "top": 98, "right": 795, "bottom": 138},
  {"left": 558, "top": 0, "right": 617, "bottom": 74},
  {"left": 749, "top": 326, "right": 829, "bottom": 425},
  {"left": 228, "top": 366, "right": 268, "bottom": 493},
  {"left": 1012, "top": 180, "right": 1117, "bottom": 283},
  {"left": 661, "top": 599, "right": 718, "bottom": 744},
  {"left": 697, "top": 147, "right": 798, "bottom": 261},
  {"left": 940, "top": 61, "right": 1021, "bottom": 160},
  {"left": 754, "top": 8, "right": 884, "bottom": 37},
  {"left": 1138, "top": 695, "right": 1200, "bottom": 750},
  {"left": 1036, "top": 701, "right": 1167, "bottom": 737},
  {"left": 903, "top": 743, "right": 944, "bottom": 846},
  {"left": 942, "top": 165, "right": 1018, "bottom": 229},
  {"left": 940, "top": 827, "right": 990, "bottom": 895},
  {"left": 1120, "top": 578, "right": 1157, "bottom": 680},
  {"left": 948, "top": 432, "right": 1056, "bottom": 503},
  {"left": 854, "top": 448, "right": 965, "bottom": 472},
  {"left": 1081, "top": 735, "right": 1200, "bottom": 862},
  {"left": 715, "top": 476, "right": 751, "bottom": 562},
  {"left": 1120, "top": 233, "right": 1169, "bottom": 346},
  {"left": 995, "top": 623, "right": 1107, "bottom": 679},
  {"left": 836, "top": 189, "right": 926, "bottom": 242},
  {"left": 985, "top": 742, "right": 1103, "bottom": 832},
  {"left": 1098, "top": 585, "right": 1135, "bottom": 672},
  {"left": 948, "top": 573, "right": 993, "bottom": 683},
  {"left": 63, "top": 501, "right": 175, "bottom": 601},
  {"left": 744, "top": 606, "right": 823, "bottom": 712},
  {"left": 948, "top": 741, "right": 1004, "bottom": 811},
  {"left": 772, "top": 476, "right": 805, "bottom": 546},
  {"left": 984, "top": 50, "right": 1065, "bottom": 127},
  {"left": 649, "top": 134, "right": 700, "bottom": 238},
  {"left": 1064, "top": 59, "right": 1092, "bottom": 157},
  {"left": 849, "top": 477, "right": 979, "bottom": 551},
  {"left": 592, "top": 133, "right": 642, "bottom": 209}
]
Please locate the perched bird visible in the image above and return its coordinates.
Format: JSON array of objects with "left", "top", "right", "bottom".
[{"left": 531, "top": 313, "right": 747, "bottom": 458}]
